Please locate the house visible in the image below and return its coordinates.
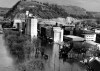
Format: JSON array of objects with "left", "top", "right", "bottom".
[
  {"left": 13, "top": 13, "right": 26, "bottom": 31},
  {"left": 13, "top": 18, "right": 22, "bottom": 29},
  {"left": 25, "top": 16, "right": 38, "bottom": 39},
  {"left": 82, "top": 30, "right": 96, "bottom": 41}
]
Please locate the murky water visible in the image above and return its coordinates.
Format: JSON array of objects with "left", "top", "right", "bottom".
[
  {"left": 0, "top": 34, "right": 14, "bottom": 71},
  {"left": 0, "top": 32, "right": 87, "bottom": 71},
  {"left": 41, "top": 40, "right": 87, "bottom": 71}
]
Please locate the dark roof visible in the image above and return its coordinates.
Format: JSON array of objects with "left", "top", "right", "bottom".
[
  {"left": 82, "top": 30, "right": 95, "bottom": 34},
  {"left": 88, "top": 60, "right": 100, "bottom": 71}
]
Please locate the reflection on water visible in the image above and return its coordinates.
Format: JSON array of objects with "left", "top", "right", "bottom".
[
  {"left": 10, "top": 37, "right": 87, "bottom": 71},
  {"left": 41, "top": 40, "right": 87, "bottom": 71}
]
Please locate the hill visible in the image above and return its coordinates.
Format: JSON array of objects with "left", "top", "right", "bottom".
[
  {"left": 0, "top": 7, "right": 10, "bottom": 16},
  {"left": 87, "top": 11, "right": 100, "bottom": 18},
  {"left": 61, "top": 5, "right": 87, "bottom": 16},
  {"left": 5, "top": 0, "right": 95, "bottom": 20}
]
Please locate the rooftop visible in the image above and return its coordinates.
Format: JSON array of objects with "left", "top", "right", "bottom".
[
  {"left": 64, "top": 35, "right": 83, "bottom": 38},
  {"left": 64, "top": 35, "right": 84, "bottom": 41},
  {"left": 82, "top": 29, "right": 95, "bottom": 34},
  {"left": 85, "top": 41, "right": 100, "bottom": 45}
]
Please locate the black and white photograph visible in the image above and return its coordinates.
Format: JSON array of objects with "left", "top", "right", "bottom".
[{"left": 0, "top": 0, "right": 100, "bottom": 71}]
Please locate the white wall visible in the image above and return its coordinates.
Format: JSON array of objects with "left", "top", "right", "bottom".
[
  {"left": 31, "top": 18, "right": 38, "bottom": 38},
  {"left": 66, "top": 17, "right": 72, "bottom": 24},
  {"left": 53, "top": 27, "right": 63, "bottom": 43},
  {"left": 95, "top": 29, "right": 100, "bottom": 34},
  {"left": 97, "top": 44, "right": 100, "bottom": 50},
  {"left": 13, "top": 19, "right": 22, "bottom": 28},
  {"left": 26, "top": 17, "right": 38, "bottom": 39}
]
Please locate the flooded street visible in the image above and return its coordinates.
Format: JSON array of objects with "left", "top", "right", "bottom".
[
  {"left": 0, "top": 34, "right": 14, "bottom": 71},
  {"left": 0, "top": 33, "right": 87, "bottom": 71},
  {"left": 41, "top": 41, "right": 87, "bottom": 71}
]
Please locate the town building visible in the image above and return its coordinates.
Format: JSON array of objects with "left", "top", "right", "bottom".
[
  {"left": 63, "top": 26, "right": 74, "bottom": 35},
  {"left": 25, "top": 16, "right": 38, "bottom": 39},
  {"left": 82, "top": 29, "right": 96, "bottom": 41},
  {"left": 94, "top": 28, "right": 100, "bottom": 34},
  {"left": 63, "top": 35, "right": 84, "bottom": 42},
  {"left": 13, "top": 18, "right": 22, "bottom": 28},
  {"left": 96, "top": 34, "right": 100, "bottom": 43},
  {"left": 53, "top": 27, "right": 63, "bottom": 43},
  {"left": 84, "top": 33, "right": 96, "bottom": 41}
]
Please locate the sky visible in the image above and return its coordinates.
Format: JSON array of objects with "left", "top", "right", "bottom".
[{"left": 0, "top": 0, "right": 100, "bottom": 12}]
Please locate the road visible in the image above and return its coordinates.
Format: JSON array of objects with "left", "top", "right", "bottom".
[{"left": 0, "top": 34, "right": 14, "bottom": 71}]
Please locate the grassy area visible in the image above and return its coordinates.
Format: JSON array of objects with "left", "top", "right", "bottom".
[{"left": 3, "top": 29, "right": 44, "bottom": 71}]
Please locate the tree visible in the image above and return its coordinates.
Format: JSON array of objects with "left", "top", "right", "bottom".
[{"left": 72, "top": 42, "right": 89, "bottom": 54}]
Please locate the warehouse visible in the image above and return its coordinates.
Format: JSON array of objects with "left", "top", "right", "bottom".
[{"left": 63, "top": 35, "right": 84, "bottom": 42}]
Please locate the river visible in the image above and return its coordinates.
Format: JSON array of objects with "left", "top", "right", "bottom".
[
  {"left": 0, "top": 33, "right": 87, "bottom": 71},
  {"left": 0, "top": 34, "right": 15, "bottom": 71}
]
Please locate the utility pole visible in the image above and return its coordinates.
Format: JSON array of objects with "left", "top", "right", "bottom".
[
  {"left": 54, "top": 54, "right": 56, "bottom": 71},
  {"left": 58, "top": 45, "right": 60, "bottom": 71}
]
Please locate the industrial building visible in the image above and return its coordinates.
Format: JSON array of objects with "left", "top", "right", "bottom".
[
  {"left": 25, "top": 16, "right": 38, "bottom": 39},
  {"left": 40, "top": 26, "right": 63, "bottom": 43},
  {"left": 83, "top": 33, "right": 96, "bottom": 41},
  {"left": 63, "top": 35, "right": 84, "bottom": 42}
]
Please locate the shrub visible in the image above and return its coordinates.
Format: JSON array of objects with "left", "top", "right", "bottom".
[
  {"left": 23, "top": 40, "right": 34, "bottom": 60},
  {"left": 4, "top": 29, "right": 44, "bottom": 71}
]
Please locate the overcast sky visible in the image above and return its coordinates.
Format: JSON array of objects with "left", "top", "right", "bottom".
[{"left": 0, "top": 0, "right": 100, "bottom": 12}]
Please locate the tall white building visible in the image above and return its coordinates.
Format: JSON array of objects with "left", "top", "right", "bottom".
[
  {"left": 26, "top": 16, "right": 38, "bottom": 39},
  {"left": 53, "top": 27, "right": 63, "bottom": 43}
]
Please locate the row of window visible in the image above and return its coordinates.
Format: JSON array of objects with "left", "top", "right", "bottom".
[{"left": 86, "top": 35, "right": 95, "bottom": 37}]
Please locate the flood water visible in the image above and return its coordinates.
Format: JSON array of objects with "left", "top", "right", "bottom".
[
  {"left": 0, "top": 34, "right": 14, "bottom": 71},
  {"left": 41, "top": 40, "right": 87, "bottom": 71},
  {"left": 0, "top": 33, "right": 87, "bottom": 71}
]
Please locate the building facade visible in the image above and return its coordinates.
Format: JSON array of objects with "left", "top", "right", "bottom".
[{"left": 84, "top": 34, "right": 96, "bottom": 41}]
